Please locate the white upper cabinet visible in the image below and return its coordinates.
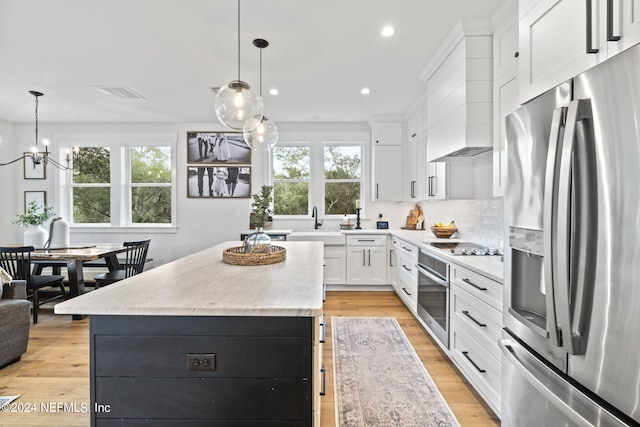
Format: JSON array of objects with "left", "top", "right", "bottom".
[
  {"left": 519, "top": 0, "right": 640, "bottom": 103},
  {"left": 493, "top": 0, "right": 520, "bottom": 197},
  {"left": 371, "top": 121, "right": 403, "bottom": 146}
]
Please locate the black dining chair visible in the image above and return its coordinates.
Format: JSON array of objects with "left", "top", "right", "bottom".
[
  {"left": 93, "top": 238, "right": 151, "bottom": 288},
  {"left": 0, "top": 246, "right": 67, "bottom": 324}
]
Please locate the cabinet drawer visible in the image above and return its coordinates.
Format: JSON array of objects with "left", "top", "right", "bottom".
[
  {"left": 95, "top": 377, "right": 311, "bottom": 420},
  {"left": 95, "top": 335, "right": 310, "bottom": 378},
  {"left": 393, "top": 238, "right": 418, "bottom": 260},
  {"left": 450, "top": 320, "right": 501, "bottom": 414},
  {"left": 397, "top": 254, "right": 417, "bottom": 282},
  {"left": 450, "top": 284, "right": 502, "bottom": 361},
  {"left": 396, "top": 275, "right": 417, "bottom": 313},
  {"left": 346, "top": 235, "right": 387, "bottom": 246},
  {"left": 450, "top": 264, "right": 502, "bottom": 311}
]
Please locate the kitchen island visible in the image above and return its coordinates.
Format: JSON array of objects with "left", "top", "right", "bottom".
[{"left": 55, "top": 241, "right": 325, "bottom": 427}]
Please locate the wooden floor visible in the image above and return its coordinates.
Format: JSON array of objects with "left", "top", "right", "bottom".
[{"left": 0, "top": 291, "right": 499, "bottom": 427}]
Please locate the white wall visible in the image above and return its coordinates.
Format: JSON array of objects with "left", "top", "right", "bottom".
[{"left": 0, "top": 119, "right": 17, "bottom": 243}]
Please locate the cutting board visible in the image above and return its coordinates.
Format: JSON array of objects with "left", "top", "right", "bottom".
[{"left": 403, "top": 204, "right": 423, "bottom": 230}]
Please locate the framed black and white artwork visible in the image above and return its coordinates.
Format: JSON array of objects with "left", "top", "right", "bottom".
[
  {"left": 24, "top": 191, "right": 47, "bottom": 212},
  {"left": 23, "top": 153, "right": 46, "bottom": 179},
  {"left": 186, "top": 132, "right": 251, "bottom": 164},
  {"left": 187, "top": 166, "right": 251, "bottom": 198}
]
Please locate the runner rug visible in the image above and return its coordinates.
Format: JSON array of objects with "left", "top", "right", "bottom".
[{"left": 332, "top": 316, "right": 460, "bottom": 427}]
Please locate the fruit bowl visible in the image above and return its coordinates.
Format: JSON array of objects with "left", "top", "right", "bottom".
[{"left": 430, "top": 226, "right": 457, "bottom": 239}]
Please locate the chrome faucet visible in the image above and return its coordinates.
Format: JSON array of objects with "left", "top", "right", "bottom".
[{"left": 312, "top": 206, "right": 322, "bottom": 229}]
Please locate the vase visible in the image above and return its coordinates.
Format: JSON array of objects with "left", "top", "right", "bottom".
[
  {"left": 243, "top": 227, "right": 272, "bottom": 253},
  {"left": 24, "top": 225, "right": 49, "bottom": 249}
]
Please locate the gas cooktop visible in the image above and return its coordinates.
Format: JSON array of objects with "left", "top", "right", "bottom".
[{"left": 428, "top": 241, "right": 503, "bottom": 256}]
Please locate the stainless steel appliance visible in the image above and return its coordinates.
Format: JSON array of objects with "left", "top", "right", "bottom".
[
  {"left": 501, "top": 44, "right": 640, "bottom": 426},
  {"left": 416, "top": 249, "right": 449, "bottom": 348}
]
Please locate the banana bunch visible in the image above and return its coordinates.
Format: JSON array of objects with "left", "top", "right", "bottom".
[{"left": 433, "top": 220, "right": 456, "bottom": 229}]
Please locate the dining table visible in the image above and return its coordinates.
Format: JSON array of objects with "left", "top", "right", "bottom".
[{"left": 31, "top": 244, "right": 127, "bottom": 320}]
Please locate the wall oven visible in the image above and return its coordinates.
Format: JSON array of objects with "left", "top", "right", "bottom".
[{"left": 416, "top": 249, "right": 450, "bottom": 348}]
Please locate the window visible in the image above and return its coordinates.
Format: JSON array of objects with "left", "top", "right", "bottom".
[
  {"left": 324, "top": 145, "right": 361, "bottom": 215},
  {"left": 130, "top": 146, "right": 172, "bottom": 223},
  {"left": 271, "top": 142, "right": 363, "bottom": 217},
  {"left": 272, "top": 145, "right": 310, "bottom": 215},
  {"left": 58, "top": 133, "right": 176, "bottom": 227}
]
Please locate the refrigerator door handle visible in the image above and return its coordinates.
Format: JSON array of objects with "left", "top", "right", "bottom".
[
  {"left": 542, "top": 107, "right": 566, "bottom": 347},
  {"left": 555, "top": 99, "right": 597, "bottom": 355},
  {"left": 499, "top": 338, "right": 593, "bottom": 427}
]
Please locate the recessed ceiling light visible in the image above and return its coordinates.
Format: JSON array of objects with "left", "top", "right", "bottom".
[
  {"left": 361, "top": 88, "right": 371, "bottom": 95},
  {"left": 269, "top": 88, "right": 279, "bottom": 95},
  {"left": 381, "top": 26, "right": 395, "bottom": 37}
]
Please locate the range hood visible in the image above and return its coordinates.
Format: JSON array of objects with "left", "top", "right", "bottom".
[{"left": 420, "top": 19, "right": 493, "bottom": 162}]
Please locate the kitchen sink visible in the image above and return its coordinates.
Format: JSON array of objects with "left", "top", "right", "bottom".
[{"left": 287, "top": 230, "right": 346, "bottom": 245}]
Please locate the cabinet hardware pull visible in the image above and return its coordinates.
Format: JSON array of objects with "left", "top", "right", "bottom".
[
  {"left": 586, "top": 0, "right": 599, "bottom": 53},
  {"left": 368, "top": 249, "right": 371, "bottom": 266},
  {"left": 376, "top": 183, "right": 379, "bottom": 199},
  {"left": 320, "top": 313, "right": 327, "bottom": 343},
  {"left": 402, "top": 287, "right": 411, "bottom": 296},
  {"left": 362, "top": 249, "right": 366, "bottom": 266},
  {"left": 463, "top": 278, "right": 487, "bottom": 291},
  {"left": 462, "top": 351, "right": 486, "bottom": 373},
  {"left": 358, "top": 239, "right": 375, "bottom": 242},
  {"left": 402, "top": 246, "right": 412, "bottom": 252},
  {"left": 402, "top": 264, "right": 411, "bottom": 272},
  {"left": 462, "top": 310, "right": 487, "bottom": 327},
  {"left": 320, "top": 368, "right": 327, "bottom": 396},
  {"left": 607, "top": 0, "right": 621, "bottom": 41},
  {"left": 514, "top": 51, "right": 519, "bottom": 58},
  {"left": 390, "top": 249, "right": 395, "bottom": 267}
]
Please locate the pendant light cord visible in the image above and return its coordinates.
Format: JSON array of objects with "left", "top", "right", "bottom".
[
  {"left": 259, "top": 47, "right": 263, "bottom": 97},
  {"left": 34, "top": 94, "right": 39, "bottom": 152},
  {"left": 237, "top": 0, "right": 241, "bottom": 81}
]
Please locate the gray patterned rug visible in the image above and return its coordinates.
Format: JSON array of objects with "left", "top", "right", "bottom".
[{"left": 332, "top": 317, "right": 460, "bottom": 427}]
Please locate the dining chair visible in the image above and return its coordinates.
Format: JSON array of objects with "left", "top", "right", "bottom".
[
  {"left": 93, "top": 238, "right": 151, "bottom": 288},
  {"left": 0, "top": 246, "right": 66, "bottom": 324}
]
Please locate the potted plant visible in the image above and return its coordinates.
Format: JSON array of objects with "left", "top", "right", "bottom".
[
  {"left": 245, "top": 185, "right": 274, "bottom": 252},
  {"left": 13, "top": 200, "right": 56, "bottom": 248},
  {"left": 250, "top": 185, "right": 274, "bottom": 229}
]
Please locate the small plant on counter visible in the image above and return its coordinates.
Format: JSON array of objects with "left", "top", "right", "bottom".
[
  {"left": 250, "top": 185, "right": 274, "bottom": 229},
  {"left": 13, "top": 200, "right": 56, "bottom": 227}
]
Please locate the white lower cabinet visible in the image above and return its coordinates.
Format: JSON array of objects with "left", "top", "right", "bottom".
[
  {"left": 346, "top": 235, "right": 388, "bottom": 285},
  {"left": 323, "top": 245, "right": 346, "bottom": 286},
  {"left": 392, "top": 238, "right": 418, "bottom": 312},
  {"left": 449, "top": 263, "right": 503, "bottom": 416}
]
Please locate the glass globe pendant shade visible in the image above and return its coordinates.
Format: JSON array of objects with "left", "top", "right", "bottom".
[
  {"left": 215, "top": 80, "right": 263, "bottom": 131},
  {"left": 243, "top": 115, "right": 278, "bottom": 151}
]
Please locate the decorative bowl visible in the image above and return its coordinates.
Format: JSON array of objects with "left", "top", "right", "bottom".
[
  {"left": 339, "top": 223, "right": 354, "bottom": 230},
  {"left": 430, "top": 226, "right": 457, "bottom": 239}
]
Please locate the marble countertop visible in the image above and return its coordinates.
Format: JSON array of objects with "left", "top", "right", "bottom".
[
  {"left": 54, "top": 241, "right": 324, "bottom": 317},
  {"left": 390, "top": 229, "right": 504, "bottom": 283}
]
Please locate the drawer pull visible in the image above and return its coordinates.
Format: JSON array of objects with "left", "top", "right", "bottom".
[
  {"left": 402, "top": 264, "right": 412, "bottom": 272},
  {"left": 402, "top": 287, "right": 412, "bottom": 296},
  {"left": 402, "top": 246, "right": 413, "bottom": 252},
  {"left": 462, "top": 351, "right": 486, "bottom": 373},
  {"left": 462, "top": 310, "right": 487, "bottom": 327},
  {"left": 463, "top": 278, "right": 487, "bottom": 291},
  {"left": 320, "top": 313, "right": 326, "bottom": 343},
  {"left": 358, "top": 239, "right": 376, "bottom": 242},
  {"left": 320, "top": 367, "right": 327, "bottom": 396}
]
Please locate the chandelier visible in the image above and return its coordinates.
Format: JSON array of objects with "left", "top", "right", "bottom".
[{"left": 0, "top": 90, "right": 72, "bottom": 170}]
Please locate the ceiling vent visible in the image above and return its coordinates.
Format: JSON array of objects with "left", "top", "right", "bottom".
[{"left": 92, "top": 86, "right": 145, "bottom": 99}]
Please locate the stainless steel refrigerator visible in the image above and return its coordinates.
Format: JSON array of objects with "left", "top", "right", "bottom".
[{"left": 501, "top": 43, "right": 640, "bottom": 426}]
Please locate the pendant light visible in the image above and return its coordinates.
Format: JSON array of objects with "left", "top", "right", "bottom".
[
  {"left": 243, "top": 38, "right": 278, "bottom": 151},
  {"left": 215, "top": 0, "right": 263, "bottom": 131}
]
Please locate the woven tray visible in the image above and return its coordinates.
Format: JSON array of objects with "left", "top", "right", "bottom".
[{"left": 223, "top": 245, "right": 286, "bottom": 266}]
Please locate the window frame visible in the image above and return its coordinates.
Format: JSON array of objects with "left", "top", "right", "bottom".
[
  {"left": 55, "top": 133, "right": 177, "bottom": 231},
  {"left": 270, "top": 140, "right": 364, "bottom": 219}
]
